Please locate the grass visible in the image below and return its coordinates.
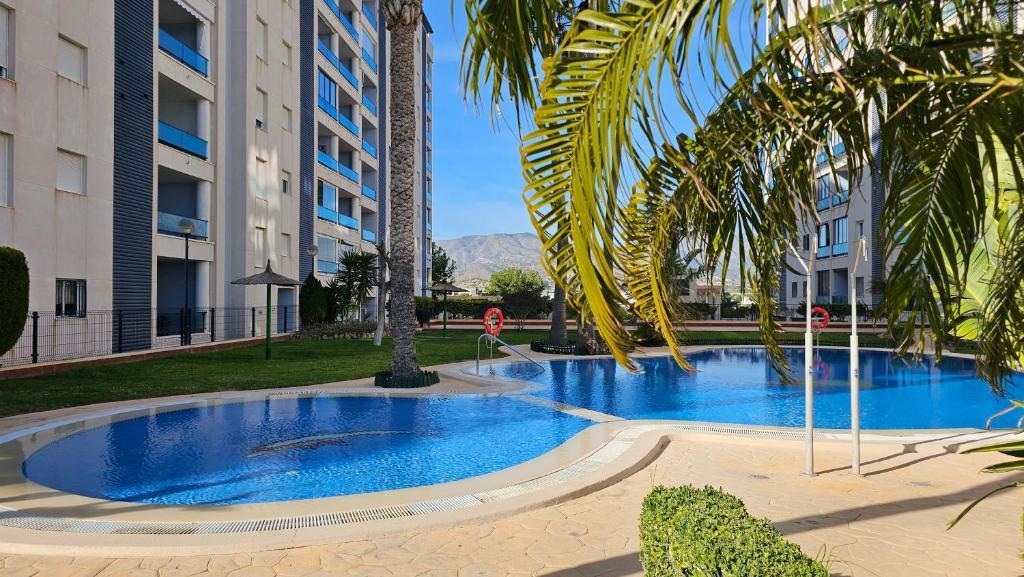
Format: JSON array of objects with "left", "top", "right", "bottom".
[{"left": 0, "top": 329, "right": 893, "bottom": 418}]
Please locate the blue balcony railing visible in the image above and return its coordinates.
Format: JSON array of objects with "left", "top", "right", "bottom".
[
  {"left": 362, "top": 4, "right": 378, "bottom": 29},
  {"left": 159, "top": 121, "right": 208, "bottom": 159},
  {"left": 317, "top": 259, "right": 339, "bottom": 275},
  {"left": 816, "top": 196, "right": 832, "bottom": 212},
  {"left": 361, "top": 47, "right": 378, "bottom": 74},
  {"left": 159, "top": 29, "right": 209, "bottom": 76},
  {"left": 426, "top": 192, "right": 432, "bottom": 202},
  {"left": 320, "top": 94, "right": 359, "bottom": 136},
  {"left": 317, "top": 204, "right": 339, "bottom": 223},
  {"left": 339, "top": 213, "right": 359, "bottom": 229},
  {"left": 324, "top": 0, "right": 358, "bottom": 41},
  {"left": 832, "top": 189, "right": 849, "bottom": 207},
  {"left": 338, "top": 163, "right": 359, "bottom": 183},
  {"left": 816, "top": 246, "right": 831, "bottom": 259},
  {"left": 339, "top": 113, "right": 359, "bottom": 137},
  {"left": 318, "top": 40, "right": 358, "bottom": 89},
  {"left": 832, "top": 242, "right": 849, "bottom": 256},
  {"left": 157, "top": 211, "right": 209, "bottom": 240},
  {"left": 318, "top": 150, "right": 340, "bottom": 172},
  {"left": 362, "top": 94, "right": 377, "bottom": 117},
  {"left": 362, "top": 229, "right": 376, "bottom": 243},
  {"left": 427, "top": 130, "right": 432, "bottom": 142},
  {"left": 425, "top": 161, "right": 432, "bottom": 172},
  {"left": 362, "top": 140, "right": 377, "bottom": 158},
  {"left": 833, "top": 142, "right": 846, "bottom": 156},
  {"left": 426, "top": 101, "right": 432, "bottom": 113},
  {"left": 362, "top": 185, "right": 377, "bottom": 200}
]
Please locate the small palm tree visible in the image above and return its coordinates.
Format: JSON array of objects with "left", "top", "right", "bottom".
[
  {"left": 338, "top": 251, "right": 379, "bottom": 321},
  {"left": 383, "top": 0, "right": 425, "bottom": 376}
]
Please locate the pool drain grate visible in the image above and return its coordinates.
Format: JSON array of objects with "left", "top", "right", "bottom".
[{"left": 0, "top": 423, "right": 806, "bottom": 536}]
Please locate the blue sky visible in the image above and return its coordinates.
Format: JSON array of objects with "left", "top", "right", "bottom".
[{"left": 424, "top": 4, "right": 532, "bottom": 241}]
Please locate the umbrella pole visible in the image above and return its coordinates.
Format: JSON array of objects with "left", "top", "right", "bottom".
[{"left": 265, "top": 283, "right": 272, "bottom": 360}]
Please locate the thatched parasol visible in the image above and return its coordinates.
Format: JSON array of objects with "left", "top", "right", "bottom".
[
  {"left": 232, "top": 261, "right": 301, "bottom": 360},
  {"left": 428, "top": 282, "right": 468, "bottom": 337}
]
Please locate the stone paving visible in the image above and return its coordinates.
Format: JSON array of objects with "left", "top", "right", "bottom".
[{"left": 1, "top": 432, "right": 1022, "bottom": 577}]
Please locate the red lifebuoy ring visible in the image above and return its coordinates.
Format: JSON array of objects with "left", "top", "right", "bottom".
[
  {"left": 810, "top": 306, "right": 830, "bottom": 330},
  {"left": 483, "top": 308, "right": 504, "bottom": 336}
]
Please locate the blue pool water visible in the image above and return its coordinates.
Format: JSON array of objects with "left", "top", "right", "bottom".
[
  {"left": 22, "top": 396, "right": 592, "bottom": 505},
  {"left": 494, "top": 348, "right": 1019, "bottom": 429},
  {"left": 22, "top": 348, "right": 1020, "bottom": 505}
]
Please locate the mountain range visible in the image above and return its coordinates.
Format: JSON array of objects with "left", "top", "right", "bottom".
[{"left": 434, "top": 233, "right": 549, "bottom": 292}]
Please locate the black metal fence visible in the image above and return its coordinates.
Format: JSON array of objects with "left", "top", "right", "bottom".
[{"left": 1, "top": 306, "right": 299, "bottom": 368}]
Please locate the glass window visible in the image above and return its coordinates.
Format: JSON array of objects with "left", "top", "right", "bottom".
[
  {"left": 816, "top": 270, "right": 830, "bottom": 297},
  {"left": 791, "top": 282, "right": 798, "bottom": 298},
  {"left": 0, "top": 132, "right": 9, "bottom": 207},
  {"left": 0, "top": 6, "right": 11, "bottom": 80},
  {"left": 254, "top": 226, "right": 267, "bottom": 265},
  {"left": 318, "top": 235, "right": 337, "bottom": 261},
  {"left": 281, "top": 233, "right": 291, "bottom": 257},
  {"left": 318, "top": 70, "right": 337, "bottom": 108},
  {"left": 318, "top": 180, "right": 337, "bottom": 210},
  {"left": 816, "top": 176, "right": 831, "bottom": 203},
  {"left": 256, "top": 89, "right": 268, "bottom": 130},
  {"left": 856, "top": 276, "right": 865, "bottom": 298},
  {"left": 56, "top": 149, "right": 85, "bottom": 194},
  {"left": 257, "top": 19, "right": 268, "bottom": 61},
  {"left": 817, "top": 223, "right": 830, "bottom": 248},
  {"left": 58, "top": 36, "right": 87, "bottom": 84},
  {"left": 283, "top": 106, "right": 292, "bottom": 131},
  {"left": 856, "top": 220, "right": 865, "bottom": 239},
  {"left": 833, "top": 217, "right": 848, "bottom": 244},
  {"left": 55, "top": 279, "right": 86, "bottom": 317},
  {"left": 281, "top": 170, "right": 291, "bottom": 194}
]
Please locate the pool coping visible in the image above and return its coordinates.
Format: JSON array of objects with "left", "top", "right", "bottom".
[{"left": 0, "top": 345, "right": 1016, "bottom": 556}]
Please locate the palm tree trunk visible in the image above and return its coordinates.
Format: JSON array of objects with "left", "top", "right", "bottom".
[
  {"left": 374, "top": 242, "right": 388, "bottom": 346},
  {"left": 549, "top": 284, "right": 568, "bottom": 346},
  {"left": 384, "top": 0, "right": 422, "bottom": 375}
]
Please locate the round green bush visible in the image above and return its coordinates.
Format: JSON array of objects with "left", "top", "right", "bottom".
[{"left": 0, "top": 247, "right": 29, "bottom": 357}]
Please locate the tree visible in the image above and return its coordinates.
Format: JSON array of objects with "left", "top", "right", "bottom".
[
  {"left": 431, "top": 243, "right": 457, "bottom": 285},
  {"left": 486, "top": 268, "right": 548, "bottom": 330},
  {"left": 500, "top": 0, "right": 1024, "bottom": 384},
  {"left": 373, "top": 241, "right": 390, "bottom": 346},
  {"left": 382, "top": 0, "right": 424, "bottom": 376},
  {"left": 337, "top": 251, "right": 378, "bottom": 321},
  {"left": 299, "top": 272, "right": 326, "bottom": 326},
  {"left": 0, "top": 247, "right": 29, "bottom": 358}
]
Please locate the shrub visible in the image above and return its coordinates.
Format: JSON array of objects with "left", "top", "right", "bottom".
[
  {"left": 633, "top": 322, "right": 667, "bottom": 346},
  {"left": 682, "top": 302, "right": 717, "bottom": 320},
  {"left": 415, "top": 296, "right": 434, "bottom": 326},
  {"left": 293, "top": 321, "right": 376, "bottom": 340},
  {"left": 640, "top": 485, "right": 829, "bottom": 577},
  {"left": 0, "top": 247, "right": 29, "bottom": 357},
  {"left": 299, "top": 273, "right": 327, "bottom": 326}
]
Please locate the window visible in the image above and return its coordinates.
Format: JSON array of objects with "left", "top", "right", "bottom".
[
  {"left": 282, "top": 106, "right": 292, "bottom": 131},
  {"left": 56, "top": 149, "right": 85, "bottom": 194},
  {"left": 282, "top": 40, "right": 292, "bottom": 69},
  {"left": 256, "top": 19, "right": 268, "bottom": 62},
  {"left": 856, "top": 276, "right": 865, "bottom": 298},
  {"left": 254, "top": 226, "right": 267, "bottom": 265},
  {"left": 791, "top": 282, "right": 798, "bottom": 299},
  {"left": 318, "top": 70, "right": 337, "bottom": 109},
  {"left": 0, "top": 5, "right": 11, "bottom": 80},
  {"left": 802, "top": 234, "right": 810, "bottom": 252},
  {"left": 281, "top": 170, "right": 291, "bottom": 194},
  {"left": 58, "top": 36, "right": 86, "bottom": 84},
  {"left": 281, "top": 233, "right": 291, "bottom": 257},
  {"left": 856, "top": 220, "right": 865, "bottom": 239},
  {"left": 802, "top": 281, "right": 807, "bottom": 297},
  {"left": 256, "top": 89, "right": 268, "bottom": 130},
  {"left": 256, "top": 158, "right": 268, "bottom": 199},
  {"left": 816, "top": 223, "right": 830, "bottom": 248},
  {"left": 55, "top": 279, "right": 86, "bottom": 317},
  {"left": 0, "top": 132, "right": 9, "bottom": 207},
  {"left": 816, "top": 270, "right": 830, "bottom": 298},
  {"left": 833, "top": 217, "right": 848, "bottom": 244}
]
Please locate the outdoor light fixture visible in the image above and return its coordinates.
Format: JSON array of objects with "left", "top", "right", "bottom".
[
  {"left": 178, "top": 218, "right": 196, "bottom": 346},
  {"left": 307, "top": 245, "right": 319, "bottom": 275}
]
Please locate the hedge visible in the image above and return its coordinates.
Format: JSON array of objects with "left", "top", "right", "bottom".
[
  {"left": 640, "top": 485, "right": 829, "bottom": 577},
  {"left": 0, "top": 247, "right": 29, "bottom": 358},
  {"left": 292, "top": 321, "right": 376, "bottom": 340}
]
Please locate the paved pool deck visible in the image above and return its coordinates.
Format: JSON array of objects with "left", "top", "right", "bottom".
[{"left": 0, "top": 346, "right": 1020, "bottom": 575}]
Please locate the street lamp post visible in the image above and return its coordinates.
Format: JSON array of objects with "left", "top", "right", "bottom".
[
  {"left": 849, "top": 237, "right": 868, "bottom": 475},
  {"left": 307, "top": 244, "right": 319, "bottom": 278},
  {"left": 178, "top": 219, "right": 196, "bottom": 346}
]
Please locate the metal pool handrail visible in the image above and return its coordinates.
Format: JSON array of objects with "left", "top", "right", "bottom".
[
  {"left": 985, "top": 405, "right": 1024, "bottom": 430},
  {"left": 476, "top": 333, "right": 546, "bottom": 375}
]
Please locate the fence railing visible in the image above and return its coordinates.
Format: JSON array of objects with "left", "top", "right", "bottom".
[{"left": 1, "top": 306, "right": 299, "bottom": 368}]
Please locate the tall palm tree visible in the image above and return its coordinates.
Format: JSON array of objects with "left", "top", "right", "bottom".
[
  {"left": 503, "top": 0, "right": 1024, "bottom": 386},
  {"left": 383, "top": 0, "right": 424, "bottom": 376}
]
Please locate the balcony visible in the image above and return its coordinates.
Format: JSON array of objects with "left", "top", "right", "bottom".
[
  {"left": 159, "top": 29, "right": 209, "bottom": 76},
  {"left": 832, "top": 242, "right": 849, "bottom": 256},
  {"left": 159, "top": 121, "right": 208, "bottom": 159},
  {"left": 362, "top": 184, "right": 377, "bottom": 201},
  {"left": 317, "top": 204, "right": 359, "bottom": 230},
  {"left": 318, "top": 150, "right": 360, "bottom": 183},
  {"left": 427, "top": 129, "right": 432, "bottom": 142},
  {"left": 323, "top": 0, "right": 359, "bottom": 41},
  {"left": 815, "top": 190, "right": 849, "bottom": 212},
  {"left": 361, "top": 47, "right": 378, "bottom": 74},
  {"left": 318, "top": 259, "right": 339, "bottom": 275},
  {"left": 816, "top": 246, "right": 831, "bottom": 259},
  {"left": 362, "top": 4, "right": 378, "bottom": 29},
  {"left": 318, "top": 40, "right": 359, "bottom": 89},
  {"left": 362, "top": 229, "right": 376, "bottom": 243},
  {"left": 157, "top": 211, "right": 209, "bottom": 240},
  {"left": 362, "top": 140, "right": 377, "bottom": 158},
  {"left": 425, "top": 161, "right": 432, "bottom": 172},
  {"left": 319, "top": 97, "right": 360, "bottom": 137},
  {"left": 426, "top": 192, "right": 432, "bottom": 202},
  {"left": 362, "top": 94, "right": 377, "bottom": 117}
]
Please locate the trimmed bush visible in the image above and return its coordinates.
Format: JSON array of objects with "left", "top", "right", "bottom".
[
  {"left": 0, "top": 247, "right": 29, "bottom": 357},
  {"left": 293, "top": 321, "right": 376, "bottom": 340},
  {"left": 640, "top": 485, "right": 829, "bottom": 577},
  {"left": 374, "top": 370, "right": 440, "bottom": 388},
  {"left": 415, "top": 296, "right": 434, "bottom": 326},
  {"left": 531, "top": 340, "right": 579, "bottom": 355}
]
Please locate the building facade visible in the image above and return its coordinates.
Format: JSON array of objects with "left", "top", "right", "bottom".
[{"left": 0, "top": 0, "right": 432, "bottom": 364}]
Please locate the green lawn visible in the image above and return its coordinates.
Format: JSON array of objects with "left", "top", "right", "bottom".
[{"left": 0, "top": 329, "right": 892, "bottom": 418}]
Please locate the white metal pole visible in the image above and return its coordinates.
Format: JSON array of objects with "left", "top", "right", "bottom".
[
  {"left": 787, "top": 240, "right": 815, "bottom": 477},
  {"left": 850, "top": 238, "right": 867, "bottom": 475}
]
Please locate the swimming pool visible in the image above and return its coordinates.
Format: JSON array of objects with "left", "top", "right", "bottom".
[
  {"left": 22, "top": 396, "right": 592, "bottom": 505},
  {"left": 494, "top": 348, "right": 1019, "bottom": 429},
  {"left": 20, "top": 348, "right": 1019, "bottom": 506}
]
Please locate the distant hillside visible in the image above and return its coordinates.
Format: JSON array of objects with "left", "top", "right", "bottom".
[{"left": 435, "top": 233, "right": 549, "bottom": 292}]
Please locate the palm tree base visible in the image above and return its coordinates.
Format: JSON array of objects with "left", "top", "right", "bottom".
[{"left": 374, "top": 370, "right": 440, "bottom": 389}]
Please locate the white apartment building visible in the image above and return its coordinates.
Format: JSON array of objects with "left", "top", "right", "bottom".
[{"left": 0, "top": 0, "right": 432, "bottom": 364}]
